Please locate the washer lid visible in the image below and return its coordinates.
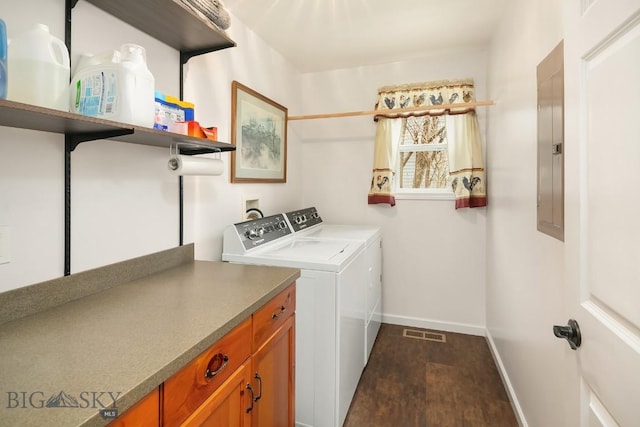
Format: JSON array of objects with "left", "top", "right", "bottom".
[
  {"left": 297, "top": 224, "right": 381, "bottom": 245},
  {"left": 262, "top": 239, "right": 351, "bottom": 260},
  {"left": 224, "top": 237, "right": 362, "bottom": 272}
]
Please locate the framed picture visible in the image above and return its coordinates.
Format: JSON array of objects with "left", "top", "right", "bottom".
[{"left": 231, "top": 81, "right": 288, "bottom": 183}]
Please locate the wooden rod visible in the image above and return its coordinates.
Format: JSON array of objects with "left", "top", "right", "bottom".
[{"left": 288, "top": 100, "right": 495, "bottom": 121}]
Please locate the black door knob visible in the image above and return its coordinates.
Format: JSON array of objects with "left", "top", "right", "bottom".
[{"left": 553, "top": 319, "right": 581, "bottom": 350}]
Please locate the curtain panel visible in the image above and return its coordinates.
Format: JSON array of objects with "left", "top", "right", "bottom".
[
  {"left": 367, "top": 78, "right": 487, "bottom": 209},
  {"left": 446, "top": 112, "right": 487, "bottom": 208},
  {"left": 368, "top": 119, "right": 399, "bottom": 206}
]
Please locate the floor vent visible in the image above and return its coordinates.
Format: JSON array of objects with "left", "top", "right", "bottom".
[{"left": 403, "top": 328, "right": 446, "bottom": 343}]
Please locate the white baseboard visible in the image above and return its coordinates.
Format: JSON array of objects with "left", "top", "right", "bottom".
[
  {"left": 485, "top": 330, "right": 528, "bottom": 427},
  {"left": 381, "top": 313, "right": 486, "bottom": 336}
]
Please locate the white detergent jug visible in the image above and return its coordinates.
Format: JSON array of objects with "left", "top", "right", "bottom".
[
  {"left": 70, "top": 43, "right": 155, "bottom": 127},
  {"left": 7, "top": 24, "right": 70, "bottom": 110}
]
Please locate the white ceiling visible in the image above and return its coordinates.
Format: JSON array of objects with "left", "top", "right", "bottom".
[{"left": 223, "top": 0, "right": 507, "bottom": 73}]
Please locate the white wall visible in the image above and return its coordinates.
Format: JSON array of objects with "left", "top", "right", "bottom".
[
  {"left": 485, "top": 1, "right": 569, "bottom": 425},
  {"left": 297, "top": 50, "right": 488, "bottom": 334},
  {"left": 0, "top": 1, "right": 302, "bottom": 291},
  {"left": 182, "top": 23, "right": 303, "bottom": 262}
]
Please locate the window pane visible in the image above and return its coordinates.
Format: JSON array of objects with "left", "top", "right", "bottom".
[
  {"left": 397, "top": 115, "right": 450, "bottom": 189},
  {"left": 399, "top": 150, "right": 450, "bottom": 189},
  {"left": 400, "top": 116, "right": 446, "bottom": 145}
]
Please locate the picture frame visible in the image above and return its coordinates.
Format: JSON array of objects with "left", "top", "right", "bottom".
[{"left": 230, "top": 81, "right": 288, "bottom": 183}]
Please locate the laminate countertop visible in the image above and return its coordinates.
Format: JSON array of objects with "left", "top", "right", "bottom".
[{"left": 0, "top": 248, "right": 300, "bottom": 427}]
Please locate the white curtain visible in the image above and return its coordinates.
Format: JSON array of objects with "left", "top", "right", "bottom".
[{"left": 367, "top": 78, "right": 487, "bottom": 209}]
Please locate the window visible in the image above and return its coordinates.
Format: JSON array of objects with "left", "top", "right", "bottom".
[
  {"left": 368, "top": 79, "right": 486, "bottom": 208},
  {"left": 394, "top": 116, "right": 454, "bottom": 199}
]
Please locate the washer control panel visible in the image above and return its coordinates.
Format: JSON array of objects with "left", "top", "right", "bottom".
[
  {"left": 285, "top": 207, "right": 323, "bottom": 232},
  {"left": 234, "top": 214, "right": 291, "bottom": 250}
]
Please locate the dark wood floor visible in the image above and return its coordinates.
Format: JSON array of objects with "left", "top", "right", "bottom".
[{"left": 344, "top": 324, "right": 519, "bottom": 427}]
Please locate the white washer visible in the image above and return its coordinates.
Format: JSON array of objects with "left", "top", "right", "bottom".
[
  {"left": 284, "top": 207, "right": 383, "bottom": 364},
  {"left": 222, "top": 213, "right": 366, "bottom": 427}
]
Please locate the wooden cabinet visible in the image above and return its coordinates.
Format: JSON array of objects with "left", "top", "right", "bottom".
[
  {"left": 251, "top": 315, "right": 295, "bottom": 427},
  {"left": 108, "top": 387, "right": 159, "bottom": 427},
  {"left": 160, "top": 283, "right": 296, "bottom": 427},
  {"left": 180, "top": 361, "right": 252, "bottom": 427},
  {"left": 251, "top": 286, "right": 296, "bottom": 427}
]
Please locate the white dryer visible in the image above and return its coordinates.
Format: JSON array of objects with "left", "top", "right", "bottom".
[
  {"left": 222, "top": 213, "right": 366, "bottom": 427},
  {"left": 284, "top": 207, "right": 383, "bottom": 364}
]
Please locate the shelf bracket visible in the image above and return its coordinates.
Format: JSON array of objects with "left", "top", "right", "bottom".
[
  {"left": 180, "top": 51, "right": 194, "bottom": 67},
  {"left": 179, "top": 51, "right": 191, "bottom": 101},
  {"left": 180, "top": 46, "right": 231, "bottom": 66},
  {"left": 179, "top": 45, "right": 236, "bottom": 98},
  {"left": 66, "top": 129, "right": 135, "bottom": 152},
  {"left": 63, "top": 128, "right": 133, "bottom": 275}
]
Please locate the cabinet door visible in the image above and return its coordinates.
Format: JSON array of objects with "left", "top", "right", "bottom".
[
  {"left": 108, "top": 387, "right": 159, "bottom": 427},
  {"left": 181, "top": 361, "right": 252, "bottom": 427},
  {"left": 251, "top": 315, "right": 295, "bottom": 427}
]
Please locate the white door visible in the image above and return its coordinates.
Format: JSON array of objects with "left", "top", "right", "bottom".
[{"left": 563, "top": 0, "right": 640, "bottom": 425}]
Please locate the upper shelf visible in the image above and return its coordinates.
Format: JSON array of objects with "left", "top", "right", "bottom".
[
  {"left": 84, "top": 0, "right": 236, "bottom": 58},
  {"left": 0, "top": 99, "right": 235, "bottom": 154}
]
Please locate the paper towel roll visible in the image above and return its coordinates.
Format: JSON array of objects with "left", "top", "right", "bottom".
[{"left": 168, "top": 155, "right": 224, "bottom": 176}]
